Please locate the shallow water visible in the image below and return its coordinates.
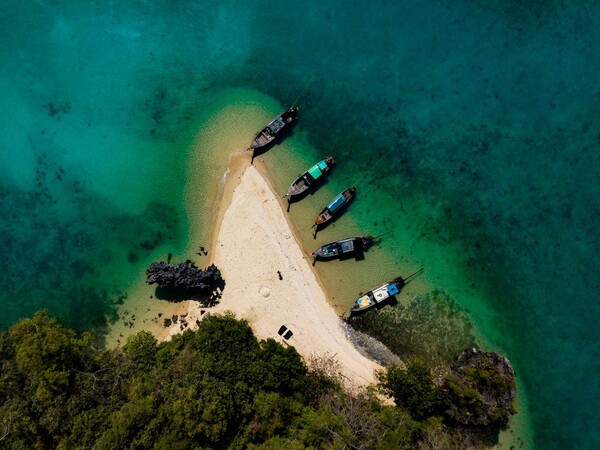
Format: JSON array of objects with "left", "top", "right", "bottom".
[{"left": 1, "top": 1, "right": 599, "bottom": 447}]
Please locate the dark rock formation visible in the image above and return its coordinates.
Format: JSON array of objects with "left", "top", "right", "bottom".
[
  {"left": 146, "top": 261, "right": 222, "bottom": 290},
  {"left": 145, "top": 260, "right": 224, "bottom": 303},
  {"left": 444, "top": 348, "right": 516, "bottom": 428}
]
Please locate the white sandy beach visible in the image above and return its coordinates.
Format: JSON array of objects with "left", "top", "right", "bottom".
[
  {"left": 105, "top": 154, "right": 381, "bottom": 387},
  {"left": 171, "top": 162, "right": 382, "bottom": 387}
]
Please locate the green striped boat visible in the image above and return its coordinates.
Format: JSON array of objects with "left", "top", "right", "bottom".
[{"left": 284, "top": 156, "right": 335, "bottom": 200}]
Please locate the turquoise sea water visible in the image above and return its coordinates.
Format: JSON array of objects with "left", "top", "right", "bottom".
[{"left": 1, "top": 1, "right": 599, "bottom": 447}]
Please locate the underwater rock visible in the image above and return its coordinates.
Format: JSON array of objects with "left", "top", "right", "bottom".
[{"left": 46, "top": 101, "right": 71, "bottom": 118}]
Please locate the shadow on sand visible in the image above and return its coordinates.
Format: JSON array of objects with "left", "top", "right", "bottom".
[{"left": 154, "top": 278, "right": 226, "bottom": 308}]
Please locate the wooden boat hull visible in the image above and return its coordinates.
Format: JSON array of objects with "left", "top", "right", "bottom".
[
  {"left": 350, "top": 276, "right": 405, "bottom": 314},
  {"left": 314, "top": 186, "right": 356, "bottom": 227},
  {"left": 312, "top": 236, "right": 374, "bottom": 260},
  {"left": 251, "top": 107, "right": 299, "bottom": 149},
  {"left": 286, "top": 156, "right": 335, "bottom": 199}
]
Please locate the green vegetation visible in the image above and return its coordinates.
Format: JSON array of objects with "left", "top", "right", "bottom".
[
  {"left": 444, "top": 349, "right": 517, "bottom": 428},
  {"left": 0, "top": 312, "right": 515, "bottom": 449},
  {"left": 378, "top": 360, "right": 446, "bottom": 421},
  {"left": 378, "top": 353, "right": 516, "bottom": 446}
]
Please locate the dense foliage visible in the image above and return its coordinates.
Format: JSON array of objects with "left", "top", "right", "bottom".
[
  {"left": 445, "top": 348, "right": 516, "bottom": 427},
  {"left": 0, "top": 312, "right": 514, "bottom": 449},
  {"left": 379, "top": 360, "right": 446, "bottom": 421},
  {"left": 379, "top": 355, "right": 516, "bottom": 445}
]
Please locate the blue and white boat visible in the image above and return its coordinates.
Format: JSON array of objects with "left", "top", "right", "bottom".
[
  {"left": 350, "top": 277, "right": 404, "bottom": 313},
  {"left": 314, "top": 186, "right": 356, "bottom": 227}
]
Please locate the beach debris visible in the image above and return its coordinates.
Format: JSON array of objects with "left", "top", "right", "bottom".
[{"left": 277, "top": 325, "right": 293, "bottom": 340}]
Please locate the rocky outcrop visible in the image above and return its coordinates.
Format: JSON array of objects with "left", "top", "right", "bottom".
[
  {"left": 444, "top": 348, "right": 516, "bottom": 428},
  {"left": 146, "top": 261, "right": 224, "bottom": 302}
]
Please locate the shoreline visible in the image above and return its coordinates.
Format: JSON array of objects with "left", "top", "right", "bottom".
[
  {"left": 177, "top": 154, "right": 382, "bottom": 386},
  {"left": 252, "top": 160, "right": 337, "bottom": 313},
  {"left": 205, "top": 151, "right": 253, "bottom": 268},
  {"left": 99, "top": 86, "right": 530, "bottom": 446}
]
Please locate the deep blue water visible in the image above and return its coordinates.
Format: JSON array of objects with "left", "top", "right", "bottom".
[{"left": 1, "top": 1, "right": 599, "bottom": 447}]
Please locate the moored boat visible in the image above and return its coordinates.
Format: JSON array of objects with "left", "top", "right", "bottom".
[
  {"left": 250, "top": 106, "right": 299, "bottom": 149},
  {"left": 285, "top": 156, "right": 335, "bottom": 200},
  {"left": 350, "top": 276, "right": 405, "bottom": 314},
  {"left": 313, "top": 186, "right": 356, "bottom": 228},
  {"left": 311, "top": 236, "right": 374, "bottom": 261}
]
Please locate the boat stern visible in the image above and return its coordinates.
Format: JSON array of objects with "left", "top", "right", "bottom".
[
  {"left": 315, "top": 212, "right": 328, "bottom": 226},
  {"left": 351, "top": 293, "right": 374, "bottom": 313}
]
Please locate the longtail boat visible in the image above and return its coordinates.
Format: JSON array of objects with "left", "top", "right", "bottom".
[
  {"left": 311, "top": 236, "right": 374, "bottom": 261},
  {"left": 284, "top": 156, "right": 335, "bottom": 200},
  {"left": 350, "top": 276, "right": 405, "bottom": 314},
  {"left": 250, "top": 107, "right": 299, "bottom": 149},
  {"left": 313, "top": 186, "right": 356, "bottom": 228}
]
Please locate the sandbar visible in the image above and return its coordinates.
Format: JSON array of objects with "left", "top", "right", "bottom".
[{"left": 173, "top": 160, "right": 382, "bottom": 387}]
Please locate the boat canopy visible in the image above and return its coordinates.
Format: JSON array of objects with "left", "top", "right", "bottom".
[
  {"left": 372, "top": 286, "right": 390, "bottom": 302},
  {"left": 356, "top": 294, "right": 373, "bottom": 308},
  {"left": 339, "top": 240, "right": 355, "bottom": 253},
  {"left": 327, "top": 194, "right": 346, "bottom": 213},
  {"left": 317, "top": 160, "right": 328, "bottom": 171},
  {"left": 308, "top": 164, "right": 323, "bottom": 180},
  {"left": 268, "top": 117, "right": 285, "bottom": 133},
  {"left": 387, "top": 283, "right": 400, "bottom": 296}
]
